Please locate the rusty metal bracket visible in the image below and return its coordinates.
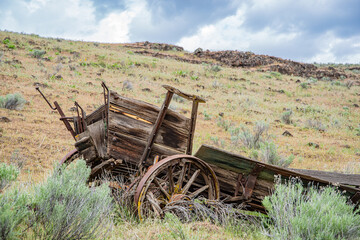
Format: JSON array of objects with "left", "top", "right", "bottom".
[
  {"left": 234, "top": 173, "right": 244, "bottom": 197},
  {"left": 74, "top": 101, "right": 87, "bottom": 132},
  {"left": 36, "top": 87, "right": 77, "bottom": 139},
  {"left": 350, "top": 191, "right": 360, "bottom": 204},
  {"left": 101, "top": 82, "right": 109, "bottom": 130},
  {"left": 35, "top": 86, "right": 56, "bottom": 110},
  {"left": 243, "top": 164, "right": 264, "bottom": 200}
]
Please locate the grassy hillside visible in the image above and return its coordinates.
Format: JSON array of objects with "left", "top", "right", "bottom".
[{"left": 0, "top": 30, "right": 359, "bottom": 184}]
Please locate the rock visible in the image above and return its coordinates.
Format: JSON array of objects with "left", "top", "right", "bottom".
[
  {"left": 194, "top": 47, "right": 203, "bottom": 55},
  {"left": 55, "top": 75, "right": 62, "bottom": 79},
  {"left": 141, "top": 88, "right": 151, "bottom": 92},
  {"left": 308, "top": 142, "right": 319, "bottom": 148},
  {"left": 219, "top": 112, "right": 224, "bottom": 117},
  {"left": 341, "top": 144, "right": 351, "bottom": 149},
  {"left": 33, "top": 82, "right": 48, "bottom": 88},
  {"left": 354, "top": 104, "right": 359, "bottom": 108},
  {"left": 70, "top": 51, "right": 80, "bottom": 58},
  {"left": 69, "top": 65, "right": 76, "bottom": 71},
  {"left": 69, "top": 107, "right": 77, "bottom": 112},
  {"left": 282, "top": 130, "right": 293, "bottom": 137},
  {"left": 122, "top": 80, "right": 133, "bottom": 91},
  {"left": 295, "top": 79, "right": 301, "bottom": 83},
  {"left": 0, "top": 117, "right": 11, "bottom": 122}
]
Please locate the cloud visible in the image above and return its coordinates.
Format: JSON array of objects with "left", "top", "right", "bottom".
[
  {"left": 0, "top": 0, "right": 359, "bottom": 63},
  {"left": 177, "top": 0, "right": 360, "bottom": 63},
  {"left": 0, "top": 0, "right": 149, "bottom": 43}
]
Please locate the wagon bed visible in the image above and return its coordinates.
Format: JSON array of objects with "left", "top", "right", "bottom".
[{"left": 37, "top": 83, "right": 360, "bottom": 218}]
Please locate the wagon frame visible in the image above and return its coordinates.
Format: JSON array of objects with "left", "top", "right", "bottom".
[{"left": 36, "top": 83, "right": 360, "bottom": 218}]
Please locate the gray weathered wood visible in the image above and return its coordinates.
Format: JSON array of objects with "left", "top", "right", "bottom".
[
  {"left": 85, "top": 105, "right": 106, "bottom": 125},
  {"left": 86, "top": 120, "right": 106, "bottom": 158},
  {"left": 195, "top": 144, "right": 360, "bottom": 208},
  {"left": 109, "top": 91, "right": 190, "bottom": 131},
  {"left": 108, "top": 131, "right": 181, "bottom": 166},
  {"left": 290, "top": 168, "right": 360, "bottom": 187},
  {"left": 108, "top": 107, "right": 188, "bottom": 152}
]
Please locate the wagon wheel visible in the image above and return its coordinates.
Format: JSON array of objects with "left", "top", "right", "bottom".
[
  {"left": 59, "top": 149, "right": 79, "bottom": 165},
  {"left": 134, "top": 154, "right": 219, "bottom": 220}
]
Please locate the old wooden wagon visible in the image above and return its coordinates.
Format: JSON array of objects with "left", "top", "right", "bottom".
[{"left": 36, "top": 83, "right": 360, "bottom": 218}]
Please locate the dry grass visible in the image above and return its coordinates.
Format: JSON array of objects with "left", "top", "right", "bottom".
[{"left": 0, "top": 30, "right": 359, "bottom": 182}]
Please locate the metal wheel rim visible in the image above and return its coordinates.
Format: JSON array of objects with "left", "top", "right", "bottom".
[{"left": 134, "top": 154, "right": 219, "bottom": 220}]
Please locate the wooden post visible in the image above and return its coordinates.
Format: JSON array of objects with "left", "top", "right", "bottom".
[
  {"left": 139, "top": 90, "right": 174, "bottom": 167},
  {"left": 186, "top": 100, "right": 199, "bottom": 155}
]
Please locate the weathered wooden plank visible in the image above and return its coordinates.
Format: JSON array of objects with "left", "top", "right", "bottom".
[
  {"left": 74, "top": 136, "right": 92, "bottom": 151},
  {"left": 108, "top": 110, "right": 187, "bottom": 152},
  {"left": 85, "top": 104, "right": 106, "bottom": 125},
  {"left": 108, "top": 131, "right": 181, "bottom": 166},
  {"left": 109, "top": 91, "right": 190, "bottom": 131},
  {"left": 86, "top": 120, "right": 106, "bottom": 158},
  {"left": 208, "top": 163, "right": 273, "bottom": 202},
  {"left": 195, "top": 145, "right": 360, "bottom": 199},
  {"left": 290, "top": 168, "right": 360, "bottom": 187}
]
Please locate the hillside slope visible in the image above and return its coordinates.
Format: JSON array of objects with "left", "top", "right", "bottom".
[{"left": 0, "top": 31, "right": 359, "bottom": 181}]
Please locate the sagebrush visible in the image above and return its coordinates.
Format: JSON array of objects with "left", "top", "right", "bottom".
[
  {"left": 0, "top": 93, "right": 26, "bottom": 110},
  {"left": 262, "top": 178, "right": 360, "bottom": 240},
  {"left": 30, "top": 160, "right": 114, "bottom": 240}
]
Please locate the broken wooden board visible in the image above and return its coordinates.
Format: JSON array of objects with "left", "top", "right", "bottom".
[
  {"left": 290, "top": 168, "right": 360, "bottom": 187},
  {"left": 195, "top": 144, "right": 360, "bottom": 209}
]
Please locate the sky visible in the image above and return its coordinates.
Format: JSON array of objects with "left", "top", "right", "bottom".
[{"left": 0, "top": 0, "right": 359, "bottom": 63}]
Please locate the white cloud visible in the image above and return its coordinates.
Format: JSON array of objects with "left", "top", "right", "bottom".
[
  {"left": 177, "top": 6, "right": 299, "bottom": 53},
  {"left": 88, "top": 0, "right": 151, "bottom": 43},
  {"left": 0, "top": 0, "right": 151, "bottom": 43},
  {"left": 177, "top": 0, "right": 360, "bottom": 63}
]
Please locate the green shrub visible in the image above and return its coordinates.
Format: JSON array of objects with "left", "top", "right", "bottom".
[
  {"left": 300, "top": 82, "right": 308, "bottom": 89},
  {"left": 0, "top": 93, "right": 27, "bottom": 110},
  {"left": 173, "top": 70, "right": 187, "bottom": 77},
  {"left": 305, "top": 119, "right": 326, "bottom": 132},
  {"left": 30, "top": 49, "right": 46, "bottom": 59},
  {"left": 211, "top": 64, "right": 222, "bottom": 72},
  {"left": 262, "top": 178, "right": 360, "bottom": 240},
  {"left": 281, "top": 110, "right": 293, "bottom": 124},
  {"left": 270, "top": 71, "right": 282, "bottom": 80},
  {"left": 0, "top": 188, "right": 29, "bottom": 240},
  {"left": 0, "top": 163, "right": 19, "bottom": 191},
  {"left": 232, "top": 121, "right": 268, "bottom": 149},
  {"left": 30, "top": 160, "right": 113, "bottom": 240},
  {"left": 251, "top": 142, "right": 294, "bottom": 168},
  {"left": 2, "top": 39, "right": 16, "bottom": 49},
  {"left": 217, "top": 117, "right": 232, "bottom": 131},
  {"left": 203, "top": 111, "right": 212, "bottom": 120}
]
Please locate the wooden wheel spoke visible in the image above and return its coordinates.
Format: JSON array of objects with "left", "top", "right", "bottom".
[
  {"left": 188, "top": 185, "right": 209, "bottom": 198},
  {"left": 135, "top": 155, "right": 219, "bottom": 220},
  {"left": 154, "top": 178, "right": 170, "bottom": 199},
  {"left": 176, "top": 161, "right": 187, "bottom": 189},
  {"left": 182, "top": 169, "right": 200, "bottom": 194},
  {"left": 168, "top": 166, "right": 174, "bottom": 193},
  {"left": 147, "top": 192, "right": 163, "bottom": 217}
]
